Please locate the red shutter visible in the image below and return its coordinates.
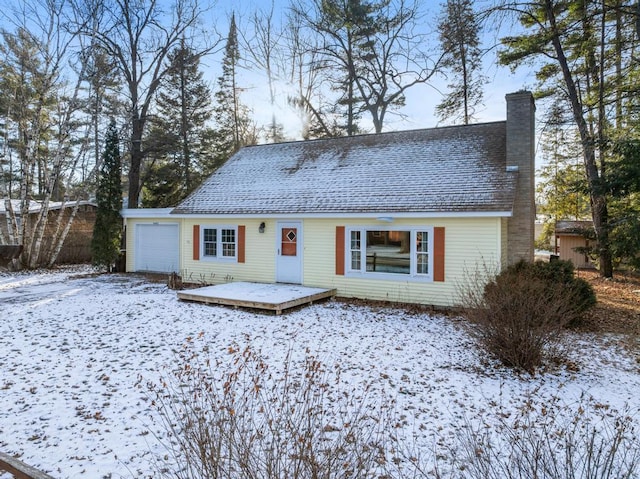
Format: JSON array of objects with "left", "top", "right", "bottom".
[
  {"left": 434, "top": 227, "right": 445, "bottom": 282},
  {"left": 238, "top": 225, "right": 245, "bottom": 263},
  {"left": 335, "top": 226, "right": 345, "bottom": 275},
  {"left": 193, "top": 225, "right": 200, "bottom": 260}
]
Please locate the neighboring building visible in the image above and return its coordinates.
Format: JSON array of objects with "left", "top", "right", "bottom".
[
  {"left": 0, "top": 200, "right": 97, "bottom": 264},
  {"left": 554, "top": 220, "right": 596, "bottom": 269},
  {"left": 122, "top": 92, "right": 536, "bottom": 307}
]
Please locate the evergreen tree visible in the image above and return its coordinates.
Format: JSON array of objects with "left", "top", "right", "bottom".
[
  {"left": 536, "top": 106, "right": 590, "bottom": 249},
  {"left": 318, "top": 0, "right": 373, "bottom": 136},
  {"left": 91, "top": 120, "right": 122, "bottom": 271},
  {"left": 436, "top": 0, "right": 485, "bottom": 124},
  {"left": 82, "top": 48, "right": 123, "bottom": 185},
  {"left": 212, "top": 13, "right": 256, "bottom": 166},
  {"left": 498, "top": 0, "right": 640, "bottom": 277},
  {"left": 143, "top": 41, "right": 214, "bottom": 207}
]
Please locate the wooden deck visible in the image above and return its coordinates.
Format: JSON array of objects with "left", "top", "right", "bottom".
[
  {"left": 177, "top": 282, "right": 336, "bottom": 314},
  {"left": 0, "top": 452, "right": 55, "bottom": 479}
]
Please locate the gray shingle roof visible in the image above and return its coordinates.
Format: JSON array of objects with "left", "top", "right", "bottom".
[
  {"left": 172, "top": 122, "right": 516, "bottom": 216},
  {"left": 555, "top": 220, "right": 594, "bottom": 235}
]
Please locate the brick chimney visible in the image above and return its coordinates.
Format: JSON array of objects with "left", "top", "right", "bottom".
[{"left": 506, "top": 91, "right": 536, "bottom": 264}]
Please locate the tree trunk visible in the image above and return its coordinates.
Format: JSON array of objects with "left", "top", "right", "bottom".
[
  {"left": 28, "top": 197, "right": 51, "bottom": 269},
  {"left": 128, "top": 115, "right": 144, "bottom": 209},
  {"left": 47, "top": 199, "right": 81, "bottom": 267},
  {"left": 180, "top": 57, "right": 191, "bottom": 192},
  {"left": 545, "top": 0, "right": 613, "bottom": 277}
]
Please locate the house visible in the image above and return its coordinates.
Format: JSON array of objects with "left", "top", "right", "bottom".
[
  {"left": 554, "top": 220, "right": 595, "bottom": 269},
  {"left": 122, "top": 91, "right": 535, "bottom": 307},
  {"left": 0, "top": 200, "right": 97, "bottom": 264}
]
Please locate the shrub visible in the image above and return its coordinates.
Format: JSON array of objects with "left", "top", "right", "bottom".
[
  {"left": 451, "top": 396, "right": 640, "bottom": 479},
  {"left": 459, "top": 260, "right": 596, "bottom": 372},
  {"left": 504, "top": 260, "right": 596, "bottom": 322},
  {"left": 144, "top": 338, "right": 391, "bottom": 479}
]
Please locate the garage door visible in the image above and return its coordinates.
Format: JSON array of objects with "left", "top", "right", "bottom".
[{"left": 134, "top": 223, "right": 180, "bottom": 273}]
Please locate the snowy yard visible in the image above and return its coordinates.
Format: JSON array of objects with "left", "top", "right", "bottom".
[{"left": 0, "top": 267, "right": 639, "bottom": 478}]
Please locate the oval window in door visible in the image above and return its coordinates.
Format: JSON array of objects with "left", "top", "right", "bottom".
[{"left": 281, "top": 228, "right": 297, "bottom": 256}]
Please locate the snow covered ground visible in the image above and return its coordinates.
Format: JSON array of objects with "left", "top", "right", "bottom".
[{"left": 0, "top": 267, "right": 638, "bottom": 478}]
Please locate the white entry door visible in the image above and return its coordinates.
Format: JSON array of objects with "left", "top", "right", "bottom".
[{"left": 276, "top": 221, "right": 302, "bottom": 284}]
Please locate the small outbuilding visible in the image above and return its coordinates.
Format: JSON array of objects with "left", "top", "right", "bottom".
[
  {"left": 554, "top": 220, "right": 596, "bottom": 269},
  {"left": 0, "top": 200, "right": 97, "bottom": 265},
  {"left": 122, "top": 92, "right": 536, "bottom": 307}
]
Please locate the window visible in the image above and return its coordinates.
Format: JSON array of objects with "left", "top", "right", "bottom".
[
  {"left": 350, "top": 230, "right": 361, "bottom": 270},
  {"left": 221, "top": 229, "right": 236, "bottom": 257},
  {"left": 201, "top": 226, "right": 237, "bottom": 260},
  {"left": 347, "top": 227, "right": 433, "bottom": 280},
  {"left": 203, "top": 228, "right": 217, "bottom": 256},
  {"left": 416, "top": 231, "right": 429, "bottom": 274}
]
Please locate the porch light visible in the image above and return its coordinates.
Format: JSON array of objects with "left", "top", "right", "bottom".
[
  {"left": 259, "top": 222, "right": 266, "bottom": 233},
  {"left": 376, "top": 216, "right": 394, "bottom": 223}
]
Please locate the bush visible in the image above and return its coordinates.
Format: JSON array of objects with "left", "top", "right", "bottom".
[
  {"left": 144, "top": 338, "right": 391, "bottom": 479},
  {"left": 459, "top": 260, "right": 596, "bottom": 372},
  {"left": 504, "top": 260, "right": 596, "bottom": 322},
  {"left": 451, "top": 396, "right": 640, "bottom": 479}
]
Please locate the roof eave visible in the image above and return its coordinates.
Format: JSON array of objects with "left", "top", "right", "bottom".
[{"left": 165, "top": 210, "right": 513, "bottom": 219}]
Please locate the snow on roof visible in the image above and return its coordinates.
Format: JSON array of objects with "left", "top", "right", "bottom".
[
  {"left": 120, "top": 207, "right": 175, "bottom": 219},
  {"left": 0, "top": 199, "right": 96, "bottom": 215},
  {"left": 172, "top": 123, "right": 517, "bottom": 216}
]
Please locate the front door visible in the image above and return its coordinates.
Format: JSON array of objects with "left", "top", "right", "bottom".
[{"left": 276, "top": 221, "right": 302, "bottom": 283}]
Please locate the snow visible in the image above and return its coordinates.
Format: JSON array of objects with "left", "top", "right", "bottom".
[
  {"left": 0, "top": 200, "right": 95, "bottom": 215},
  {"left": 180, "top": 281, "right": 332, "bottom": 304},
  {"left": 0, "top": 267, "right": 638, "bottom": 478}
]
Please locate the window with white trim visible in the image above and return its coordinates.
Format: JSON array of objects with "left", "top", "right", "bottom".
[
  {"left": 347, "top": 227, "right": 433, "bottom": 280},
  {"left": 350, "top": 230, "right": 361, "bottom": 270},
  {"left": 201, "top": 226, "right": 237, "bottom": 260}
]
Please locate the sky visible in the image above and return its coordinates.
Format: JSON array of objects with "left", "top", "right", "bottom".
[{"left": 203, "top": 0, "right": 539, "bottom": 140}]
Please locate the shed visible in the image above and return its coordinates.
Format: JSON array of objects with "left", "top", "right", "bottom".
[{"left": 554, "top": 220, "right": 596, "bottom": 269}]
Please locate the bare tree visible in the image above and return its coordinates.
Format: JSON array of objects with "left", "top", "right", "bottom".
[
  {"left": 0, "top": 0, "right": 91, "bottom": 269},
  {"left": 281, "top": 8, "right": 335, "bottom": 139},
  {"left": 283, "top": 7, "right": 338, "bottom": 139},
  {"left": 241, "top": 2, "right": 288, "bottom": 143},
  {"left": 292, "top": 0, "right": 442, "bottom": 134},
  {"left": 77, "top": 0, "right": 213, "bottom": 208}
]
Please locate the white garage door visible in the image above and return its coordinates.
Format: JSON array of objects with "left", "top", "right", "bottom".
[{"left": 134, "top": 223, "right": 180, "bottom": 273}]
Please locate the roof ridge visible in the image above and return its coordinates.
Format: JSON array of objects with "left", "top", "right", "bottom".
[{"left": 241, "top": 120, "right": 507, "bottom": 149}]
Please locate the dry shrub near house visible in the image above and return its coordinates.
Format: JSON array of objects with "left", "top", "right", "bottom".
[
  {"left": 451, "top": 395, "right": 640, "bottom": 479},
  {"left": 144, "top": 338, "right": 390, "bottom": 479},
  {"left": 460, "top": 260, "right": 596, "bottom": 372}
]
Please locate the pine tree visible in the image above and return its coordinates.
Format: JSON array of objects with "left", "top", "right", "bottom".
[
  {"left": 292, "top": 0, "right": 433, "bottom": 134},
  {"left": 143, "top": 41, "right": 214, "bottom": 207},
  {"left": 436, "top": 0, "right": 485, "bottom": 124},
  {"left": 498, "top": 0, "right": 640, "bottom": 277},
  {"left": 91, "top": 120, "right": 122, "bottom": 271},
  {"left": 212, "top": 13, "right": 256, "bottom": 166}
]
